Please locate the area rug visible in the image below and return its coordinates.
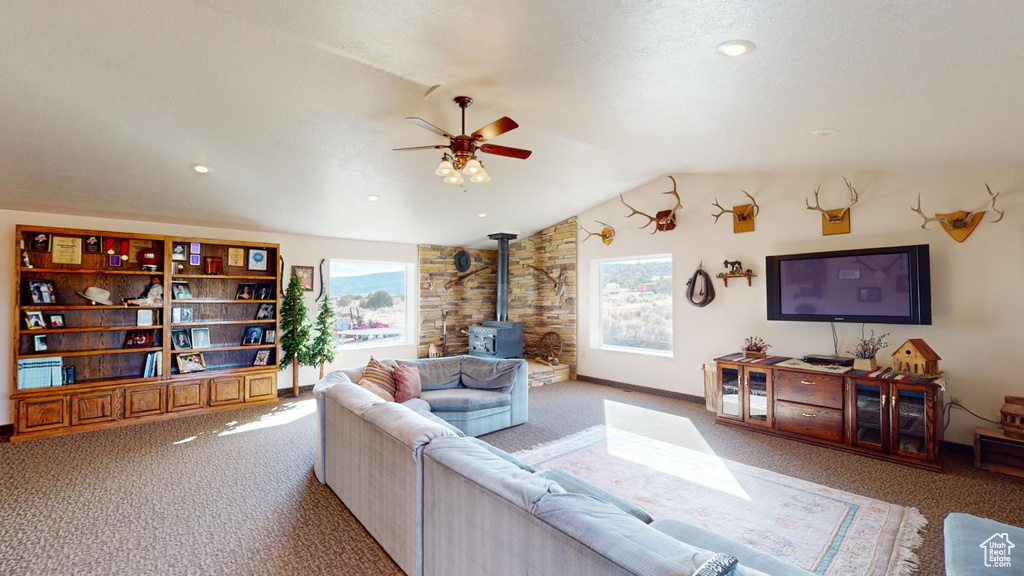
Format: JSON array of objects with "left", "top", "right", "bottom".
[{"left": 515, "top": 425, "right": 925, "bottom": 576}]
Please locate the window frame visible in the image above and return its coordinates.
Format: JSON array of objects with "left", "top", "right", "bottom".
[
  {"left": 594, "top": 253, "right": 674, "bottom": 357},
  {"left": 329, "top": 258, "right": 414, "bottom": 351}
]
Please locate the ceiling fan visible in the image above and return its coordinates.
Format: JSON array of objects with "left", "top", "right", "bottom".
[{"left": 394, "top": 96, "right": 532, "bottom": 184}]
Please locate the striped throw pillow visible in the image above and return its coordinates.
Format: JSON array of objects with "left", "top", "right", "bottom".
[{"left": 362, "top": 356, "right": 397, "bottom": 399}]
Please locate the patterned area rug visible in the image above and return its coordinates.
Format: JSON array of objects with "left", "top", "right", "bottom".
[{"left": 516, "top": 425, "right": 925, "bottom": 576}]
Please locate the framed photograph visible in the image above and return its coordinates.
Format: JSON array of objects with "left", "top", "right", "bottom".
[
  {"left": 837, "top": 268, "right": 861, "bottom": 280},
  {"left": 189, "top": 254, "right": 201, "bottom": 266},
  {"left": 235, "top": 283, "right": 255, "bottom": 300},
  {"left": 171, "top": 330, "right": 192, "bottom": 350},
  {"left": 83, "top": 235, "right": 102, "bottom": 253},
  {"left": 253, "top": 350, "right": 271, "bottom": 366},
  {"left": 292, "top": 265, "right": 314, "bottom": 291},
  {"left": 109, "top": 254, "right": 122, "bottom": 267},
  {"left": 137, "top": 309, "right": 154, "bottom": 326},
  {"left": 255, "top": 303, "right": 275, "bottom": 320},
  {"left": 25, "top": 279, "right": 57, "bottom": 305},
  {"left": 180, "top": 307, "right": 194, "bottom": 322},
  {"left": 189, "top": 242, "right": 201, "bottom": 254},
  {"left": 172, "top": 281, "right": 192, "bottom": 300},
  {"left": 124, "top": 330, "right": 154, "bottom": 348},
  {"left": 190, "top": 328, "right": 211, "bottom": 349},
  {"left": 29, "top": 233, "right": 51, "bottom": 252},
  {"left": 227, "top": 247, "right": 246, "bottom": 267},
  {"left": 176, "top": 352, "right": 207, "bottom": 374},
  {"left": 242, "top": 326, "right": 263, "bottom": 346},
  {"left": 858, "top": 287, "right": 882, "bottom": 302},
  {"left": 171, "top": 243, "right": 188, "bottom": 261},
  {"left": 263, "top": 329, "right": 276, "bottom": 344},
  {"left": 51, "top": 236, "right": 83, "bottom": 265},
  {"left": 24, "top": 311, "right": 46, "bottom": 329},
  {"left": 33, "top": 334, "right": 48, "bottom": 352},
  {"left": 254, "top": 283, "right": 274, "bottom": 300},
  {"left": 248, "top": 248, "right": 269, "bottom": 271},
  {"left": 171, "top": 308, "right": 181, "bottom": 323},
  {"left": 47, "top": 314, "right": 66, "bottom": 329}
]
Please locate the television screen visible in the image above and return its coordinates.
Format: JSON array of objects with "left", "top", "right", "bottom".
[{"left": 766, "top": 245, "right": 931, "bottom": 325}]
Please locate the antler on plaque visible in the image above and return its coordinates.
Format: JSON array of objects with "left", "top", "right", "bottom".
[
  {"left": 575, "top": 218, "right": 615, "bottom": 245},
  {"left": 807, "top": 178, "right": 859, "bottom": 224},
  {"left": 711, "top": 191, "right": 759, "bottom": 223},
  {"left": 620, "top": 176, "right": 682, "bottom": 234},
  {"left": 967, "top": 184, "right": 1005, "bottom": 224},
  {"left": 910, "top": 195, "right": 953, "bottom": 230},
  {"left": 911, "top": 184, "right": 1004, "bottom": 243}
]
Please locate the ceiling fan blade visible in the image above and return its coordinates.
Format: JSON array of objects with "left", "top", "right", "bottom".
[
  {"left": 405, "top": 117, "right": 455, "bottom": 139},
  {"left": 392, "top": 145, "right": 449, "bottom": 151},
  {"left": 471, "top": 116, "right": 519, "bottom": 142},
  {"left": 478, "top": 143, "right": 532, "bottom": 159}
]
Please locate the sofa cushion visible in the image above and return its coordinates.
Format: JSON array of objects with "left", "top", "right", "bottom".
[
  {"left": 359, "top": 378, "right": 395, "bottom": 402},
  {"left": 460, "top": 356, "right": 522, "bottom": 393},
  {"left": 651, "top": 519, "right": 815, "bottom": 576},
  {"left": 323, "top": 380, "right": 386, "bottom": 416},
  {"left": 420, "top": 389, "right": 511, "bottom": 412},
  {"left": 536, "top": 468, "right": 653, "bottom": 524},
  {"left": 397, "top": 357, "right": 462, "bottom": 390},
  {"left": 362, "top": 356, "right": 397, "bottom": 398},
  {"left": 412, "top": 409, "right": 466, "bottom": 437},
  {"left": 466, "top": 437, "right": 537, "bottom": 473},
  {"left": 393, "top": 363, "right": 422, "bottom": 403},
  {"left": 360, "top": 403, "right": 456, "bottom": 454},
  {"left": 401, "top": 397, "right": 430, "bottom": 412}
]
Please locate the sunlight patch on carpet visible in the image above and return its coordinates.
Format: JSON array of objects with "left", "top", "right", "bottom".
[{"left": 218, "top": 398, "right": 316, "bottom": 436}]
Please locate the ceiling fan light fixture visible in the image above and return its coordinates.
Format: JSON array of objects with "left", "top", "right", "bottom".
[
  {"left": 463, "top": 158, "right": 483, "bottom": 175},
  {"left": 445, "top": 172, "right": 464, "bottom": 184},
  {"left": 435, "top": 159, "right": 455, "bottom": 176},
  {"left": 470, "top": 171, "right": 490, "bottom": 183}
]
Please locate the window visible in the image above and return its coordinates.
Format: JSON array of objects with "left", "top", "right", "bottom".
[
  {"left": 330, "top": 260, "right": 410, "bottom": 348},
  {"left": 598, "top": 255, "right": 673, "bottom": 353}
]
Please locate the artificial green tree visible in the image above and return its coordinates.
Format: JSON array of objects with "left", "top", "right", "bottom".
[
  {"left": 279, "top": 273, "right": 314, "bottom": 396},
  {"left": 311, "top": 292, "right": 338, "bottom": 379}
]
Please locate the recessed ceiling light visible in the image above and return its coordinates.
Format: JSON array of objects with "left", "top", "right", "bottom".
[
  {"left": 810, "top": 129, "right": 839, "bottom": 136},
  {"left": 367, "top": 194, "right": 380, "bottom": 202},
  {"left": 478, "top": 213, "right": 487, "bottom": 218},
  {"left": 716, "top": 40, "right": 755, "bottom": 57},
  {"left": 191, "top": 164, "right": 210, "bottom": 174}
]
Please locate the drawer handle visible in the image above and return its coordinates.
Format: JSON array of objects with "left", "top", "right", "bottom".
[
  {"left": 801, "top": 412, "right": 817, "bottom": 418},
  {"left": 800, "top": 380, "right": 815, "bottom": 386}
]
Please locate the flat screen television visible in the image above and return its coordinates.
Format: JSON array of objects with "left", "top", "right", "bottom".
[{"left": 766, "top": 244, "right": 931, "bottom": 325}]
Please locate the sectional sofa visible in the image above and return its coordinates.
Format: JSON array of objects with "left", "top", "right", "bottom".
[{"left": 313, "top": 355, "right": 814, "bottom": 576}]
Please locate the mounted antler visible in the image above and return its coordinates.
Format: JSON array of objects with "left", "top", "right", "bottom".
[
  {"left": 967, "top": 184, "right": 1005, "bottom": 225},
  {"left": 620, "top": 176, "right": 682, "bottom": 234},
  {"left": 910, "top": 196, "right": 953, "bottom": 230},
  {"left": 911, "top": 184, "right": 1005, "bottom": 243},
  {"left": 575, "top": 219, "right": 616, "bottom": 244},
  {"left": 711, "top": 191, "right": 759, "bottom": 223},
  {"left": 523, "top": 264, "right": 569, "bottom": 305},
  {"left": 807, "top": 178, "right": 859, "bottom": 224}
]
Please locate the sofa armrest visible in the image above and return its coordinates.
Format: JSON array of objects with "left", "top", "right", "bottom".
[
  {"left": 508, "top": 359, "right": 529, "bottom": 426},
  {"left": 313, "top": 371, "right": 357, "bottom": 483}
]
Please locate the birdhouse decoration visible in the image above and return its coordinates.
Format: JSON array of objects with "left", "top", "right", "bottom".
[{"left": 891, "top": 339, "right": 941, "bottom": 376}]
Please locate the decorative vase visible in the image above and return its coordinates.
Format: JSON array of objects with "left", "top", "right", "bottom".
[
  {"left": 743, "top": 350, "right": 767, "bottom": 359},
  {"left": 1001, "top": 396, "right": 1024, "bottom": 440},
  {"left": 853, "top": 357, "right": 877, "bottom": 371}
]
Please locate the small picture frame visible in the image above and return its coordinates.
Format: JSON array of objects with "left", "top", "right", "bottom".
[
  {"left": 242, "top": 326, "right": 264, "bottom": 346},
  {"left": 189, "top": 242, "right": 201, "bottom": 254},
  {"left": 137, "top": 309, "right": 154, "bottom": 327},
  {"left": 83, "top": 235, "right": 102, "bottom": 253},
  {"left": 29, "top": 233, "right": 51, "bottom": 252},
  {"left": 235, "top": 283, "right": 255, "bottom": 300},
  {"left": 124, "top": 330, "right": 154, "bottom": 348},
  {"left": 190, "top": 328, "right": 211, "bottom": 349},
  {"left": 171, "top": 308, "right": 181, "bottom": 323},
  {"left": 227, "top": 247, "right": 246, "bottom": 267},
  {"left": 189, "top": 254, "right": 201, "bottom": 266},
  {"left": 171, "top": 243, "right": 188, "bottom": 261},
  {"left": 24, "top": 311, "right": 46, "bottom": 330},
  {"left": 172, "top": 282, "right": 192, "bottom": 300},
  {"left": 248, "top": 248, "right": 269, "bottom": 271},
  {"left": 263, "top": 329, "right": 276, "bottom": 344},
  {"left": 25, "top": 279, "right": 57, "bottom": 305},
  {"left": 292, "top": 265, "right": 314, "bottom": 291},
  {"left": 254, "top": 283, "right": 274, "bottom": 300},
  {"left": 176, "top": 352, "right": 207, "bottom": 374},
  {"left": 33, "top": 334, "right": 48, "bottom": 352},
  {"left": 171, "top": 330, "right": 192, "bottom": 350},
  {"left": 255, "top": 303, "right": 275, "bottom": 320},
  {"left": 180, "top": 307, "right": 194, "bottom": 322},
  {"left": 109, "top": 254, "right": 122, "bottom": 267},
  {"left": 47, "top": 314, "right": 66, "bottom": 329},
  {"left": 253, "top": 350, "right": 271, "bottom": 366}
]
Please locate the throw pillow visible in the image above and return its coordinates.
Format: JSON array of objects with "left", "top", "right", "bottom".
[
  {"left": 393, "top": 364, "right": 422, "bottom": 403},
  {"left": 362, "top": 356, "right": 397, "bottom": 399},
  {"left": 358, "top": 379, "right": 395, "bottom": 402}
]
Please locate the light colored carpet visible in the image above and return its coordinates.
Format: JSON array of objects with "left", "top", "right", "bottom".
[{"left": 516, "top": 424, "right": 925, "bottom": 575}]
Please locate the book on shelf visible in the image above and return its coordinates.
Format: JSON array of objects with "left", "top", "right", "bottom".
[{"left": 17, "top": 357, "right": 63, "bottom": 389}]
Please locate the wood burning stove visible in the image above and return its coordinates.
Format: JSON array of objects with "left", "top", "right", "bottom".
[{"left": 468, "top": 232, "right": 523, "bottom": 359}]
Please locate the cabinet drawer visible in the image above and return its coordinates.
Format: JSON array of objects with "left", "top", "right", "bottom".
[
  {"left": 18, "top": 396, "right": 69, "bottom": 432},
  {"left": 245, "top": 373, "right": 276, "bottom": 402},
  {"left": 209, "top": 377, "right": 244, "bottom": 406},
  {"left": 168, "top": 381, "right": 205, "bottom": 412},
  {"left": 125, "top": 386, "right": 165, "bottom": 418},
  {"left": 775, "top": 401, "right": 843, "bottom": 443},
  {"left": 72, "top": 390, "right": 117, "bottom": 425},
  {"left": 776, "top": 371, "right": 844, "bottom": 409}
]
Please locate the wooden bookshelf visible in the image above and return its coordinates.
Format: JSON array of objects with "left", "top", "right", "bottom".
[{"left": 11, "top": 225, "right": 282, "bottom": 441}]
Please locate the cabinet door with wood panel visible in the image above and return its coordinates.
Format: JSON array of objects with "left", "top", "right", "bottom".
[
  {"left": 891, "top": 383, "right": 936, "bottom": 461},
  {"left": 848, "top": 379, "right": 890, "bottom": 451},
  {"left": 209, "top": 376, "right": 244, "bottom": 406},
  {"left": 124, "top": 385, "right": 165, "bottom": 418},
  {"left": 71, "top": 390, "right": 118, "bottom": 425},
  {"left": 167, "top": 380, "right": 206, "bottom": 412},
  {"left": 244, "top": 373, "right": 276, "bottom": 402},
  {"left": 18, "top": 396, "right": 69, "bottom": 433}
]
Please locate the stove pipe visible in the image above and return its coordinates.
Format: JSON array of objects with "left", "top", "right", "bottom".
[{"left": 488, "top": 232, "right": 517, "bottom": 322}]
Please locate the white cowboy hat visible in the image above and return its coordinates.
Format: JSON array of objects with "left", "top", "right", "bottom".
[{"left": 76, "top": 286, "right": 113, "bottom": 305}]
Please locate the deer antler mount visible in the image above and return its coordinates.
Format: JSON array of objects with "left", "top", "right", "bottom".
[
  {"left": 806, "top": 178, "right": 859, "bottom": 236},
  {"left": 911, "top": 184, "right": 1004, "bottom": 243},
  {"left": 620, "top": 176, "right": 682, "bottom": 234},
  {"left": 711, "top": 190, "right": 759, "bottom": 233},
  {"left": 575, "top": 218, "right": 616, "bottom": 245}
]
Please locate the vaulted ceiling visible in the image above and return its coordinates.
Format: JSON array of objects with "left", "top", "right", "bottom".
[{"left": 2, "top": 1, "right": 1022, "bottom": 246}]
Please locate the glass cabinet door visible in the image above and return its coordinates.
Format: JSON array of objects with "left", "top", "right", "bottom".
[
  {"left": 892, "top": 385, "right": 930, "bottom": 459},
  {"left": 744, "top": 367, "right": 772, "bottom": 428},
  {"left": 717, "top": 365, "right": 743, "bottom": 420},
  {"left": 851, "top": 380, "right": 887, "bottom": 450}
]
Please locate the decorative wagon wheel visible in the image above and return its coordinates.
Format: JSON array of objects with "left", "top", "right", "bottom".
[{"left": 539, "top": 332, "right": 562, "bottom": 363}]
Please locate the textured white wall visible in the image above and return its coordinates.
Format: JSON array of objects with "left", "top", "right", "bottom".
[
  {"left": 577, "top": 170, "right": 1024, "bottom": 446},
  {"left": 1, "top": 209, "right": 419, "bottom": 426}
]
